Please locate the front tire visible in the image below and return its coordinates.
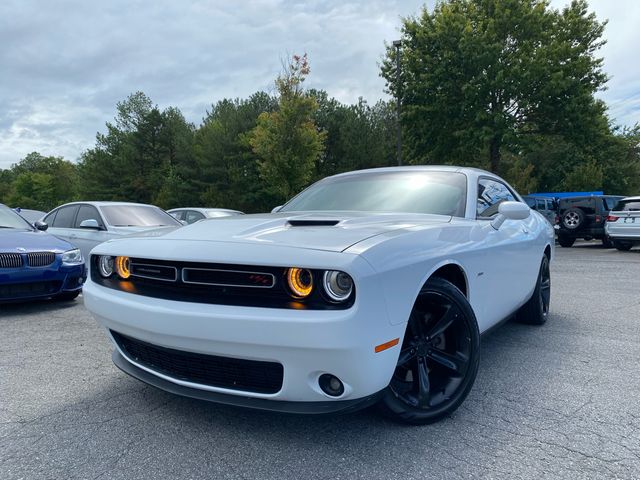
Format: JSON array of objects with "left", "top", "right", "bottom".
[
  {"left": 55, "top": 291, "right": 81, "bottom": 301},
  {"left": 378, "top": 277, "right": 480, "bottom": 425},
  {"left": 558, "top": 234, "right": 575, "bottom": 248},
  {"left": 517, "top": 255, "right": 551, "bottom": 325}
]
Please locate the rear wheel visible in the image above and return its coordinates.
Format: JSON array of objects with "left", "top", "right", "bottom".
[
  {"left": 378, "top": 277, "right": 480, "bottom": 425},
  {"left": 613, "top": 241, "right": 633, "bottom": 251},
  {"left": 558, "top": 234, "right": 575, "bottom": 248},
  {"left": 517, "top": 255, "right": 551, "bottom": 325}
]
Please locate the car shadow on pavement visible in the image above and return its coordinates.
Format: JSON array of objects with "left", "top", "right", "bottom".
[{"left": 0, "top": 297, "right": 80, "bottom": 317}]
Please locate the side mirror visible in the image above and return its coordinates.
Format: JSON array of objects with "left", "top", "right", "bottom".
[
  {"left": 491, "top": 201, "right": 530, "bottom": 230},
  {"left": 34, "top": 221, "right": 48, "bottom": 231},
  {"left": 79, "top": 219, "right": 101, "bottom": 229},
  {"left": 271, "top": 205, "right": 283, "bottom": 214}
]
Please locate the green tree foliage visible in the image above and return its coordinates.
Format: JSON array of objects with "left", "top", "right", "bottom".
[
  {"left": 311, "top": 90, "right": 396, "bottom": 178},
  {"left": 383, "top": 0, "right": 608, "bottom": 175},
  {"left": 78, "top": 92, "right": 196, "bottom": 208},
  {"left": 193, "top": 92, "right": 278, "bottom": 212},
  {"left": 3, "top": 152, "right": 78, "bottom": 210},
  {"left": 249, "top": 54, "right": 326, "bottom": 204}
]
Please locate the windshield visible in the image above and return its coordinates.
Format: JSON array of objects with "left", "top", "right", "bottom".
[
  {"left": 0, "top": 205, "right": 33, "bottom": 230},
  {"left": 101, "top": 205, "right": 181, "bottom": 227},
  {"left": 280, "top": 171, "right": 467, "bottom": 217}
]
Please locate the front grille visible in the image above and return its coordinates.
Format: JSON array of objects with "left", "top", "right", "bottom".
[
  {"left": 91, "top": 257, "right": 355, "bottom": 310},
  {"left": 0, "top": 281, "right": 62, "bottom": 299},
  {"left": 0, "top": 253, "right": 23, "bottom": 269},
  {"left": 27, "top": 252, "right": 56, "bottom": 267},
  {"left": 111, "top": 331, "right": 284, "bottom": 394}
]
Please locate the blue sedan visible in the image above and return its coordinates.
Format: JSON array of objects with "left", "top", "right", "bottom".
[{"left": 1, "top": 204, "right": 86, "bottom": 303}]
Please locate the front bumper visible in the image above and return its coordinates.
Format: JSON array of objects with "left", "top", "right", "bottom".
[
  {"left": 0, "top": 260, "right": 86, "bottom": 302},
  {"left": 112, "top": 349, "right": 383, "bottom": 414},
  {"left": 83, "top": 259, "right": 405, "bottom": 407}
]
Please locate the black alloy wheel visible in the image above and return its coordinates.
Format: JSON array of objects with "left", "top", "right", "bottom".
[
  {"left": 517, "top": 255, "right": 551, "bottom": 325},
  {"left": 379, "top": 277, "right": 480, "bottom": 425}
]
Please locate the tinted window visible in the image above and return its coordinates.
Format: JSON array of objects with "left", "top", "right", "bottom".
[
  {"left": 523, "top": 197, "right": 536, "bottom": 208},
  {"left": 101, "top": 205, "right": 180, "bottom": 227},
  {"left": 0, "top": 205, "right": 32, "bottom": 229},
  {"left": 477, "top": 179, "right": 516, "bottom": 218},
  {"left": 604, "top": 197, "right": 624, "bottom": 210},
  {"left": 43, "top": 210, "right": 57, "bottom": 226},
  {"left": 536, "top": 199, "right": 546, "bottom": 210},
  {"left": 280, "top": 171, "right": 468, "bottom": 217},
  {"left": 185, "top": 211, "right": 205, "bottom": 224},
  {"left": 614, "top": 200, "right": 640, "bottom": 212},
  {"left": 75, "top": 205, "right": 103, "bottom": 228},
  {"left": 52, "top": 206, "right": 78, "bottom": 228}
]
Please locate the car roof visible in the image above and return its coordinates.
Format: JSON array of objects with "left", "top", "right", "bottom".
[
  {"left": 328, "top": 165, "right": 492, "bottom": 178},
  {"left": 620, "top": 196, "right": 640, "bottom": 201},
  {"left": 53, "top": 201, "right": 159, "bottom": 208}
]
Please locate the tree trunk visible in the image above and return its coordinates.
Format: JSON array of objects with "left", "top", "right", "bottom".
[{"left": 489, "top": 136, "right": 501, "bottom": 174}]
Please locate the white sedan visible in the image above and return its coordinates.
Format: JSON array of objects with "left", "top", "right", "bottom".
[
  {"left": 42, "top": 202, "right": 182, "bottom": 260},
  {"left": 84, "top": 166, "right": 554, "bottom": 424}
]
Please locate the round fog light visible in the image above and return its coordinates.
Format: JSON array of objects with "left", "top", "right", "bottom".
[{"left": 319, "top": 373, "right": 344, "bottom": 397}]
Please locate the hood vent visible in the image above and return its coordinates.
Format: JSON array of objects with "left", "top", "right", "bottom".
[{"left": 287, "top": 219, "right": 340, "bottom": 227}]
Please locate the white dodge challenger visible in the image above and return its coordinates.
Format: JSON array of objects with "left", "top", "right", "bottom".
[{"left": 84, "top": 166, "right": 554, "bottom": 424}]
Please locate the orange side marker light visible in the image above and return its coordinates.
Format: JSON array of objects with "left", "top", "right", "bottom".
[{"left": 375, "top": 338, "right": 400, "bottom": 353}]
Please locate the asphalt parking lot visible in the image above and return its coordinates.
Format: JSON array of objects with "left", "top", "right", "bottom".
[{"left": 1, "top": 243, "right": 639, "bottom": 480}]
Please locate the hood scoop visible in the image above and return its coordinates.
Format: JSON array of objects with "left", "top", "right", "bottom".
[{"left": 287, "top": 219, "right": 341, "bottom": 227}]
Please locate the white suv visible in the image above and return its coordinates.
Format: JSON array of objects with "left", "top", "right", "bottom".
[{"left": 605, "top": 196, "right": 640, "bottom": 251}]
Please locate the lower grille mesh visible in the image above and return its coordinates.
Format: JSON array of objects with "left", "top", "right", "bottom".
[
  {"left": 111, "top": 331, "right": 284, "bottom": 394},
  {"left": 0, "top": 281, "right": 62, "bottom": 299}
]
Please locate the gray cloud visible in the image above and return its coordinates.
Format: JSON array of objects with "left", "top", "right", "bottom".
[{"left": 1, "top": 0, "right": 638, "bottom": 169}]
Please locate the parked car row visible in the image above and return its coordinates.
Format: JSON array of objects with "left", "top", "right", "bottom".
[
  {"left": 524, "top": 194, "right": 638, "bottom": 251},
  {"left": 2, "top": 201, "right": 244, "bottom": 303}
]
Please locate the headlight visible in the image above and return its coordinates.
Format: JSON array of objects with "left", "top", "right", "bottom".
[
  {"left": 61, "top": 249, "right": 83, "bottom": 265},
  {"left": 115, "top": 256, "right": 131, "bottom": 279},
  {"left": 286, "top": 267, "right": 313, "bottom": 298},
  {"left": 322, "top": 270, "right": 353, "bottom": 302},
  {"left": 98, "top": 256, "right": 114, "bottom": 277}
]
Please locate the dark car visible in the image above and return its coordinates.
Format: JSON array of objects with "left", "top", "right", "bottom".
[
  {"left": 522, "top": 196, "right": 558, "bottom": 225},
  {"left": 0, "top": 203, "right": 86, "bottom": 303},
  {"left": 556, "top": 195, "right": 625, "bottom": 248}
]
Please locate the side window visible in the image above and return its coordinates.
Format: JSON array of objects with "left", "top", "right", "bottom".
[
  {"left": 185, "top": 210, "right": 205, "bottom": 224},
  {"left": 51, "top": 205, "right": 79, "bottom": 228},
  {"left": 477, "top": 179, "right": 516, "bottom": 218},
  {"left": 536, "top": 199, "right": 546, "bottom": 211},
  {"left": 170, "top": 211, "right": 184, "bottom": 221},
  {"left": 74, "top": 205, "right": 103, "bottom": 228},
  {"left": 524, "top": 198, "right": 536, "bottom": 208},
  {"left": 43, "top": 209, "right": 58, "bottom": 226}
]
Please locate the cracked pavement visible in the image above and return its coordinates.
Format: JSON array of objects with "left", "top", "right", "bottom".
[{"left": 1, "top": 242, "right": 639, "bottom": 479}]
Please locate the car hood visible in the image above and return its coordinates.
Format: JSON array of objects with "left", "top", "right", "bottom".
[
  {"left": 0, "top": 229, "right": 75, "bottom": 254},
  {"left": 126, "top": 212, "right": 452, "bottom": 253}
]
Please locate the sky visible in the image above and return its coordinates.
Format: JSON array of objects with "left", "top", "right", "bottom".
[{"left": 1, "top": 0, "right": 639, "bottom": 169}]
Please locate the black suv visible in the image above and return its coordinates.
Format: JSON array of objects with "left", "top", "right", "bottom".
[{"left": 557, "top": 195, "right": 625, "bottom": 247}]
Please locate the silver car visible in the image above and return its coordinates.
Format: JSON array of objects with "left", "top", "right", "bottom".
[
  {"left": 43, "top": 202, "right": 182, "bottom": 259},
  {"left": 167, "top": 208, "right": 243, "bottom": 225},
  {"left": 605, "top": 196, "right": 640, "bottom": 251}
]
